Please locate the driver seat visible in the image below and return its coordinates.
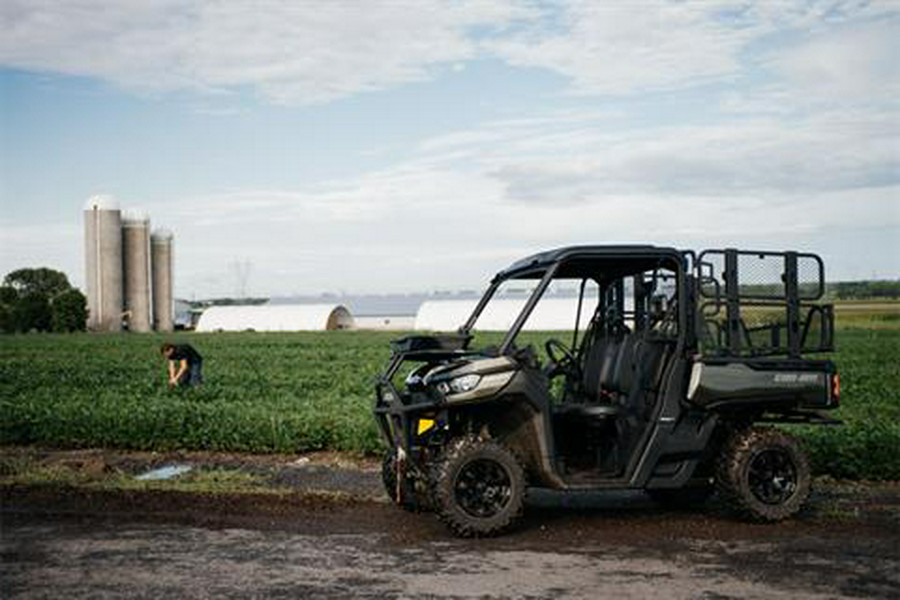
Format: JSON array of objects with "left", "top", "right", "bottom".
[{"left": 557, "top": 332, "right": 621, "bottom": 421}]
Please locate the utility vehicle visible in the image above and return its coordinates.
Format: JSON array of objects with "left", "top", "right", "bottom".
[{"left": 374, "top": 246, "right": 839, "bottom": 537}]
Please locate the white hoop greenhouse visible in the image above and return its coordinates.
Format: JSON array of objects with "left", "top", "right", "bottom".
[
  {"left": 414, "top": 297, "right": 596, "bottom": 332},
  {"left": 195, "top": 304, "right": 354, "bottom": 332}
]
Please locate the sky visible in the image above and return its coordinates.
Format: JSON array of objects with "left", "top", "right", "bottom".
[{"left": 0, "top": 0, "right": 898, "bottom": 300}]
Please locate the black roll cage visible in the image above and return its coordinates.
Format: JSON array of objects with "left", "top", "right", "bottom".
[{"left": 460, "top": 246, "right": 689, "bottom": 357}]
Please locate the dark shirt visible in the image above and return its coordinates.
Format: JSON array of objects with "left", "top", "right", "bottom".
[{"left": 169, "top": 344, "right": 202, "bottom": 365}]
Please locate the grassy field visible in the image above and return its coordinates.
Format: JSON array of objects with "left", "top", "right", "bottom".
[
  {"left": 1, "top": 331, "right": 393, "bottom": 454},
  {"left": 1, "top": 304, "right": 898, "bottom": 479}
]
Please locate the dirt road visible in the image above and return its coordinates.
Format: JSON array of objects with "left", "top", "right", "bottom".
[{"left": 3, "top": 481, "right": 898, "bottom": 599}]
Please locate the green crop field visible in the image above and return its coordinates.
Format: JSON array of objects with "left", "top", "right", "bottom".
[
  {"left": 1, "top": 331, "right": 394, "bottom": 455},
  {"left": 1, "top": 304, "right": 898, "bottom": 479}
]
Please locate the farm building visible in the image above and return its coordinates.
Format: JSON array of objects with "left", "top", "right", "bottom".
[
  {"left": 414, "top": 297, "right": 597, "bottom": 332},
  {"left": 83, "top": 195, "right": 175, "bottom": 333},
  {"left": 353, "top": 315, "right": 416, "bottom": 331},
  {"left": 173, "top": 299, "right": 195, "bottom": 329},
  {"left": 195, "top": 304, "right": 353, "bottom": 332},
  {"left": 269, "top": 293, "right": 430, "bottom": 331}
]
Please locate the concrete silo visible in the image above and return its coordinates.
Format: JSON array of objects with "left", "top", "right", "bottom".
[
  {"left": 121, "top": 211, "right": 152, "bottom": 332},
  {"left": 84, "top": 195, "right": 123, "bottom": 331},
  {"left": 151, "top": 229, "right": 174, "bottom": 332}
]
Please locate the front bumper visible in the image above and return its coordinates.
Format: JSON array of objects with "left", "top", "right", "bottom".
[{"left": 373, "top": 377, "right": 444, "bottom": 454}]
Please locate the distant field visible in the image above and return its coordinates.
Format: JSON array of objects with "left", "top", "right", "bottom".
[
  {"left": 833, "top": 300, "right": 900, "bottom": 329},
  {"left": 1, "top": 304, "right": 898, "bottom": 479}
]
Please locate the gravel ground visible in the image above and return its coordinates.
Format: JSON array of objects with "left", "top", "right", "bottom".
[{"left": 1, "top": 448, "right": 898, "bottom": 599}]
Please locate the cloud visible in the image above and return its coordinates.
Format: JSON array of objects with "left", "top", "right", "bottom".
[
  {"left": 487, "top": 114, "right": 899, "bottom": 202},
  {"left": 401, "top": 93, "right": 899, "bottom": 205},
  {"left": 5, "top": 121, "right": 895, "bottom": 297},
  {"left": 486, "top": 1, "right": 758, "bottom": 95},
  {"left": 0, "top": 0, "right": 531, "bottom": 104},
  {"left": 134, "top": 70, "right": 896, "bottom": 296},
  {"left": 486, "top": 1, "right": 899, "bottom": 103},
  {"left": 2, "top": 1, "right": 896, "bottom": 108},
  {"left": 150, "top": 167, "right": 515, "bottom": 295},
  {"left": 2, "top": 2, "right": 897, "bottom": 296},
  {"left": 768, "top": 16, "right": 900, "bottom": 104},
  {"left": 152, "top": 119, "right": 898, "bottom": 296}
]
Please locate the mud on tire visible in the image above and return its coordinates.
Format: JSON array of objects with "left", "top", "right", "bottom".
[
  {"left": 715, "top": 427, "right": 811, "bottom": 522},
  {"left": 381, "top": 449, "right": 433, "bottom": 512},
  {"left": 432, "top": 436, "right": 526, "bottom": 537}
]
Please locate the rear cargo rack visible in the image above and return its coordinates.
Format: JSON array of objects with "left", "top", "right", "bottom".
[{"left": 697, "top": 249, "right": 834, "bottom": 359}]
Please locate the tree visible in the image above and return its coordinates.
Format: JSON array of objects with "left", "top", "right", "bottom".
[
  {"left": 51, "top": 288, "right": 88, "bottom": 332},
  {"left": 0, "top": 285, "right": 17, "bottom": 333},
  {"left": 3, "top": 268, "right": 71, "bottom": 298},
  {"left": 13, "top": 291, "right": 51, "bottom": 332},
  {"left": 0, "top": 285, "right": 17, "bottom": 305},
  {"left": 1, "top": 268, "right": 87, "bottom": 333}
]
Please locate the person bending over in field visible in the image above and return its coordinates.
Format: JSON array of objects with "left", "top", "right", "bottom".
[{"left": 161, "top": 342, "right": 203, "bottom": 388}]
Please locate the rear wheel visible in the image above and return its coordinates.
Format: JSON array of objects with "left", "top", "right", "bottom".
[
  {"left": 716, "top": 427, "right": 811, "bottom": 522},
  {"left": 432, "top": 437, "right": 526, "bottom": 537}
]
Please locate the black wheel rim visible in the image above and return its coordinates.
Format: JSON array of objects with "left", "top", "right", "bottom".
[
  {"left": 454, "top": 458, "right": 512, "bottom": 518},
  {"left": 748, "top": 448, "right": 797, "bottom": 505}
]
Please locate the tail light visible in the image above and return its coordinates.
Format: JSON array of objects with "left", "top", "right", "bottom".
[{"left": 831, "top": 373, "right": 841, "bottom": 406}]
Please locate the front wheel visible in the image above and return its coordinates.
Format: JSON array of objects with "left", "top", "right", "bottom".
[
  {"left": 382, "top": 449, "right": 432, "bottom": 512},
  {"left": 432, "top": 437, "right": 526, "bottom": 537},
  {"left": 715, "top": 427, "right": 811, "bottom": 522}
]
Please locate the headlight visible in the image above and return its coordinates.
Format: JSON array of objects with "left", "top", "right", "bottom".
[{"left": 437, "top": 373, "right": 482, "bottom": 395}]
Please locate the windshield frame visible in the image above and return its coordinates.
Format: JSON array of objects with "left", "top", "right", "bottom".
[
  {"left": 460, "top": 246, "right": 690, "bottom": 357},
  {"left": 460, "top": 263, "right": 560, "bottom": 355}
]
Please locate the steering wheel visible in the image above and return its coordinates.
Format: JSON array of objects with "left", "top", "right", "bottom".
[{"left": 544, "top": 338, "right": 580, "bottom": 380}]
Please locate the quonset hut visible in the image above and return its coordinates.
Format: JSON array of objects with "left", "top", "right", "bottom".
[
  {"left": 195, "top": 304, "right": 354, "bottom": 332},
  {"left": 414, "top": 297, "right": 596, "bottom": 332}
]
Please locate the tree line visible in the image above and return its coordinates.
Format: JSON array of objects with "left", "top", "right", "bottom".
[
  {"left": 1, "top": 268, "right": 87, "bottom": 333},
  {"left": 0, "top": 265, "right": 896, "bottom": 334},
  {"left": 830, "top": 280, "right": 900, "bottom": 300},
  {"left": 733, "top": 280, "right": 900, "bottom": 300}
]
